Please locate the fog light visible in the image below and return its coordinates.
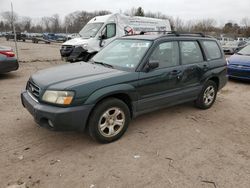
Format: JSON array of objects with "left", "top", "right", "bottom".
[{"left": 48, "top": 120, "right": 54, "bottom": 128}]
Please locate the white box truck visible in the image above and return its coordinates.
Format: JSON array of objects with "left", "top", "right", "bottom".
[{"left": 60, "top": 13, "right": 171, "bottom": 62}]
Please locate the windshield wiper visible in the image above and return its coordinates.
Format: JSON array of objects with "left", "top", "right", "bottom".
[
  {"left": 235, "top": 52, "right": 243, "bottom": 55},
  {"left": 92, "top": 61, "right": 113, "bottom": 68}
]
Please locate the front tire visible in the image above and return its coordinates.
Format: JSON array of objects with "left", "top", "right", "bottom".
[
  {"left": 88, "top": 98, "right": 130, "bottom": 143},
  {"left": 195, "top": 80, "right": 218, "bottom": 109}
]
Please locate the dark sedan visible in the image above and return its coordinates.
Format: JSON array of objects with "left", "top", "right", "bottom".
[
  {"left": 0, "top": 46, "right": 19, "bottom": 74},
  {"left": 227, "top": 45, "right": 250, "bottom": 80}
]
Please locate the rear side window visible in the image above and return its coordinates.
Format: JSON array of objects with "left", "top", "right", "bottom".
[
  {"left": 180, "top": 41, "right": 203, "bottom": 64},
  {"left": 202, "top": 41, "right": 222, "bottom": 60}
]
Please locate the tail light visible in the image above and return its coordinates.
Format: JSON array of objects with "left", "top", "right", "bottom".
[{"left": 0, "top": 50, "right": 15, "bottom": 57}]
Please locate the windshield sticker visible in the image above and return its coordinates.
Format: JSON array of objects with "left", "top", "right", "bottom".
[{"left": 131, "top": 43, "right": 150, "bottom": 48}]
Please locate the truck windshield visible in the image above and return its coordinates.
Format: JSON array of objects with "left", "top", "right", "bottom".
[
  {"left": 79, "top": 23, "right": 103, "bottom": 38},
  {"left": 92, "top": 39, "right": 152, "bottom": 70}
]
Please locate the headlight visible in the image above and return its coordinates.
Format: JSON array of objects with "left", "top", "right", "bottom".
[
  {"left": 42, "top": 90, "right": 74, "bottom": 105},
  {"left": 76, "top": 43, "right": 88, "bottom": 49},
  {"left": 82, "top": 43, "right": 88, "bottom": 49}
]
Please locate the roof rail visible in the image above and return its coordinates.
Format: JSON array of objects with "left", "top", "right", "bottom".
[
  {"left": 139, "top": 30, "right": 172, "bottom": 35},
  {"left": 139, "top": 31, "right": 210, "bottom": 38}
]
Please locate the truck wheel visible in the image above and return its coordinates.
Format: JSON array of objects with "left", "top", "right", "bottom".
[
  {"left": 195, "top": 80, "right": 217, "bottom": 109},
  {"left": 88, "top": 98, "right": 130, "bottom": 143}
]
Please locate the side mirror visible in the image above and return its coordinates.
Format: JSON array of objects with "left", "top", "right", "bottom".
[
  {"left": 145, "top": 60, "right": 159, "bottom": 72},
  {"left": 99, "top": 34, "right": 107, "bottom": 47},
  {"left": 99, "top": 34, "right": 106, "bottom": 40}
]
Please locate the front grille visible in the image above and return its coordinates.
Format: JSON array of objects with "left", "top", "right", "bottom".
[
  {"left": 61, "top": 45, "right": 74, "bottom": 51},
  {"left": 26, "top": 81, "right": 40, "bottom": 100}
]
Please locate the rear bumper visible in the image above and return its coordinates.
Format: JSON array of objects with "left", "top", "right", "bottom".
[
  {"left": 21, "top": 91, "right": 94, "bottom": 131},
  {"left": 0, "top": 60, "right": 19, "bottom": 73}
]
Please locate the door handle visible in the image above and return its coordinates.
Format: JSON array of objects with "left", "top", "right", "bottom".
[
  {"left": 170, "top": 70, "right": 182, "bottom": 80},
  {"left": 171, "top": 70, "right": 182, "bottom": 75},
  {"left": 203, "top": 65, "right": 209, "bottom": 71}
]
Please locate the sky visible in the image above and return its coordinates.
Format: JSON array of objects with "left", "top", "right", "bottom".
[{"left": 0, "top": 0, "right": 250, "bottom": 25}]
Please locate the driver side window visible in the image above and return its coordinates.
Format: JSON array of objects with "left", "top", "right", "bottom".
[{"left": 102, "top": 23, "right": 116, "bottom": 39}]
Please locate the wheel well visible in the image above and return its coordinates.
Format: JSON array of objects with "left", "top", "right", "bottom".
[
  {"left": 209, "top": 77, "right": 219, "bottom": 88},
  {"left": 103, "top": 93, "right": 133, "bottom": 118},
  {"left": 85, "top": 93, "right": 133, "bottom": 131}
]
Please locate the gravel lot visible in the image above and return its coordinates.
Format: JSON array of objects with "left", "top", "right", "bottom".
[{"left": 0, "top": 38, "right": 250, "bottom": 188}]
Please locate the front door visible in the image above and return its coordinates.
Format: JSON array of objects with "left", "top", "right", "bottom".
[{"left": 137, "top": 41, "right": 183, "bottom": 112}]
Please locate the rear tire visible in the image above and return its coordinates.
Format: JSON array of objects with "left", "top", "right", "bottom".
[
  {"left": 195, "top": 80, "right": 218, "bottom": 109},
  {"left": 88, "top": 98, "right": 130, "bottom": 143}
]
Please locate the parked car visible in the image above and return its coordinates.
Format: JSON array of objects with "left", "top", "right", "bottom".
[
  {"left": 227, "top": 44, "right": 250, "bottom": 80},
  {"left": 0, "top": 46, "right": 19, "bottom": 74},
  {"left": 43, "top": 33, "right": 57, "bottom": 41},
  {"left": 5, "top": 32, "right": 27, "bottom": 42},
  {"left": 21, "top": 32, "right": 227, "bottom": 143}
]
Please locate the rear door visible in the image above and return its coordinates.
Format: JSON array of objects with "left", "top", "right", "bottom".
[
  {"left": 137, "top": 41, "right": 183, "bottom": 112},
  {"left": 179, "top": 40, "right": 208, "bottom": 98}
]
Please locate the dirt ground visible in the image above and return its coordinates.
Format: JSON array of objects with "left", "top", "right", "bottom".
[{"left": 0, "top": 38, "right": 250, "bottom": 188}]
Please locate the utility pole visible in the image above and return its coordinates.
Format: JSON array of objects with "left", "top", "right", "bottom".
[{"left": 11, "top": 2, "right": 19, "bottom": 61}]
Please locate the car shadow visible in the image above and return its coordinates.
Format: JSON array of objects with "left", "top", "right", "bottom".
[
  {"left": 229, "top": 78, "right": 250, "bottom": 84},
  {"left": 0, "top": 72, "right": 19, "bottom": 80}
]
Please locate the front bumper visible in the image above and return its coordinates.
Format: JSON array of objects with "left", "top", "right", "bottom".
[
  {"left": 0, "top": 60, "right": 19, "bottom": 73},
  {"left": 21, "top": 91, "right": 94, "bottom": 131},
  {"left": 227, "top": 67, "right": 250, "bottom": 80}
]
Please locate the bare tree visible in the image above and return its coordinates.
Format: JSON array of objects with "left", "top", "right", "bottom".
[
  {"left": 41, "top": 17, "right": 52, "bottom": 32},
  {"left": 1, "top": 11, "right": 18, "bottom": 30},
  {"left": 173, "top": 17, "right": 184, "bottom": 31},
  {"left": 20, "top": 16, "right": 32, "bottom": 31},
  {"left": 193, "top": 19, "right": 217, "bottom": 32},
  {"left": 50, "top": 14, "right": 60, "bottom": 33},
  {"left": 124, "top": 7, "right": 137, "bottom": 16},
  {"left": 241, "top": 17, "right": 250, "bottom": 28}
]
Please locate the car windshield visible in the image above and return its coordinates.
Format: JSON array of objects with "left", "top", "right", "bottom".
[
  {"left": 79, "top": 23, "right": 103, "bottom": 38},
  {"left": 92, "top": 39, "right": 152, "bottom": 70},
  {"left": 237, "top": 45, "right": 250, "bottom": 55}
]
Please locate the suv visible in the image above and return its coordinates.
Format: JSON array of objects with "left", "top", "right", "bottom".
[{"left": 21, "top": 32, "right": 227, "bottom": 143}]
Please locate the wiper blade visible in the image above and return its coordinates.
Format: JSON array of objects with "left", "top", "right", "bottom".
[
  {"left": 92, "top": 61, "right": 113, "bottom": 68},
  {"left": 235, "top": 52, "right": 243, "bottom": 55}
]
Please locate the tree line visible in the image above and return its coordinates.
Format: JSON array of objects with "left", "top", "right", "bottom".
[{"left": 0, "top": 7, "right": 250, "bottom": 37}]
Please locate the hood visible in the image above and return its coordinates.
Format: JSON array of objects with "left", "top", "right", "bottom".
[
  {"left": 62, "top": 37, "right": 89, "bottom": 46},
  {"left": 31, "top": 62, "right": 127, "bottom": 89},
  {"left": 228, "top": 54, "right": 250, "bottom": 66}
]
